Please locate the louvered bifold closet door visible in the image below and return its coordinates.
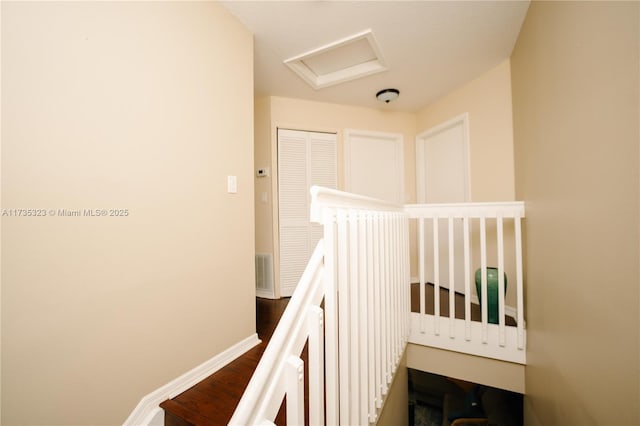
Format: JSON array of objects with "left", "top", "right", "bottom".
[{"left": 278, "top": 129, "right": 336, "bottom": 297}]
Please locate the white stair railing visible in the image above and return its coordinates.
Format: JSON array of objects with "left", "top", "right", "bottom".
[
  {"left": 310, "top": 187, "right": 410, "bottom": 425},
  {"left": 405, "top": 202, "right": 526, "bottom": 364},
  {"left": 229, "top": 187, "right": 410, "bottom": 425},
  {"left": 229, "top": 241, "right": 326, "bottom": 426}
]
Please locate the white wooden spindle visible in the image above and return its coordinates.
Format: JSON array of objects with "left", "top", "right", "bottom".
[
  {"left": 402, "top": 217, "right": 408, "bottom": 341},
  {"left": 393, "top": 215, "right": 400, "bottom": 364},
  {"left": 348, "top": 210, "right": 360, "bottom": 426},
  {"left": 380, "top": 217, "right": 389, "bottom": 395},
  {"left": 515, "top": 214, "right": 525, "bottom": 350},
  {"left": 480, "top": 216, "right": 488, "bottom": 343},
  {"left": 357, "top": 212, "right": 368, "bottom": 425},
  {"left": 405, "top": 217, "right": 411, "bottom": 340},
  {"left": 448, "top": 216, "right": 455, "bottom": 338},
  {"left": 373, "top": 213, "right": 382, "bottom": 409},
  {"left": 388, "top": 214, "right": 395, "bottom": 369},
  {"left": 307, "top": 306, "right": 324, "bottom": 426},
  {"left": 419, "top": 217, "right": 425, "bottom": 333},
  {"left": 497, "top": 215, "right": 506, "bottom": 347},
  {"left": 384, "top": 218, "right": 392, "bottom": 386},
  {"left": 336, "top": 210, "right": 350, "bottom": 425},
  {"left": 366, "top": 213, "right": 377, "bottom": 423},
  {"left": 323, "top": 212, "right": 339, "bottom": 426},
  {"left": 285, "top": 356, "right": 304, "bottom": 426},
  {"left": 433, "top": 216, "right": 440, "bottom": 335},
  {"left": 463, "top": 216, "right": 471, "bottom": 341}
]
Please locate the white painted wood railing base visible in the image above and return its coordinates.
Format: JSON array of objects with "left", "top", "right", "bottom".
[{"left": 409, "top": 314, "right": 526, "bottom": 364}]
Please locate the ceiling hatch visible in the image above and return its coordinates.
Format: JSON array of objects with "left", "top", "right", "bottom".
[{"left": 284, "top": 29, "right": 387, "bottom": 90}]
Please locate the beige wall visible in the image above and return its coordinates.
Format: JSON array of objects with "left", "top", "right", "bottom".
[
  {"left": 255, "top": 96, "right": 417, "bottom": 294},
  {"left": 416, "top": 59, "right": 516, "bottom": 202},
  {"left": 511, "top": 2, "right": 639, "bottom": 424},
  {"left": 1, "top": 2, "right": 255, "bottom": 425},
  {"left": 376, "top": 350, "right": 409, "bottom": 426}
]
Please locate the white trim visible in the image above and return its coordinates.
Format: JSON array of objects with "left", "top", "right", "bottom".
[
  {"left": 416, "top": 113, "right": 471, "bottom": 203},
  {"left": 256, "top": 289, "right": 278, "bottom": 299},
  {"left": 409, "top": 313, "right": 526, "bottom": 364},
  {"left": 310, "top": 186, "right": 403, "bottom": 223},
  {"left": 404, "top": 201, "right": 525, "bottom": 219},
  {"left": 123, "top": 334, "right": 261, "bottom": 426}
]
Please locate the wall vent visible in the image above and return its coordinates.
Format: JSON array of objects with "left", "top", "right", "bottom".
[{"left": 255, "top": 253, "right": 274, "bottom": 298}]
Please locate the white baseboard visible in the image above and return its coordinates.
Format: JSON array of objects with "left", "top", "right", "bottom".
[
  {"left": 256, "top": 288, "right": 276, "bottom": 299},
  {"left": 123, "top": 333, "right": 261, "bottom": 426}
]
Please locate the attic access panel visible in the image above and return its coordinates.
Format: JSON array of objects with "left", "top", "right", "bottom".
[{"left": 284, "top": 29, "right": 388, "bottom": 90}]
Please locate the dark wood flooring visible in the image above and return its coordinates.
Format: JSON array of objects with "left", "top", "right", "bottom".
[
  {"left": 161, "top": 298, "right": 290, "bottom": 426},
  {"left": 410, "top": 282, "right": 516, "bottom": 326}
]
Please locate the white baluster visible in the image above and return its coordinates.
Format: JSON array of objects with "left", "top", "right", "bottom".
[
  {"left": 497, "top": 215, "right": 506, "bottom": 347},
  {"left": 336, "top": 209, "right": 350, "bottom": 425},
  {"left": 448, "top": 216, "right": 455, "bottom": 338},
  {"left": 307, "top": 306, "right": 324, "bottom": 426},
  {"left": 480, "top": 216, "right": 488, "bottom": 343},
  {"left": 366, "top": 212, "right": 377, "bottom": 423},
  {"left": 373, "top": 213, "right": 383, "bottom": 409},
  {"left": 515, "top": 214, "right": 525, "bottom": 350},
  {"left": 419, "top": 217, "right": 425, "bottom": 333},
  {"left": 392, "top": 215, "right": 399, "bottom": 368},
  {"left": 433, "top": 216, "right": 440, "bottom": 336},
  {"left": 348, "top": 210, "right": 360, "bottom": 426},
  {"left": 323, "top": 210, "right": 339, "bottom": 425},
  {"left": 285, "top": 356, "right": 304, "bottom": 426},
  {"left": 358, "top": 211, "right": 368, "bottom": 425},
  {"left": 463, "top": 216, "right": 471, "bottom": 341},
  {"left": 383, "top": 217, "right": 391, "bottom": 388}
]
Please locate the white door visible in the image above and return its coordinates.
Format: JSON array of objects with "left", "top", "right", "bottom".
[
  {"left": 278, "top": 129, "right": 337, "bottom": 297},
  {"left": 344, "top": 129, "right": 404, "bottom": 203},
  {"left": 416, "top": 114, "right": 470, "bottom": 293}
]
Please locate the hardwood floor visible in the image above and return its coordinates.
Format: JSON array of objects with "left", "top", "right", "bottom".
[
  {"left": 410, "top": 282, "right": 517, "bottom": 326},
  {"left": 161, "top": 298, "right": 290, "bottom": 426}
]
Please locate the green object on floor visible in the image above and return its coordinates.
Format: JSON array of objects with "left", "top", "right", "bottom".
[{"left": 474, "top": 267, "right": 507, "bottom": 324}]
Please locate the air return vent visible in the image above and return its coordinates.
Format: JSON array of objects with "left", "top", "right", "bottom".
[{"left": 255, "top": 253, "right": 274, "bottom": 298}]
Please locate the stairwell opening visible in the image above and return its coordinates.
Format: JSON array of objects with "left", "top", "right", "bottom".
[{"left": 408, "top": 369, "right": 523, "bottom": 426}]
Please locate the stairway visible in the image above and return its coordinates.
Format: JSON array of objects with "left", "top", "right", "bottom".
[{"left": 160, "top": 298, "right": 289, "bottom": 426}]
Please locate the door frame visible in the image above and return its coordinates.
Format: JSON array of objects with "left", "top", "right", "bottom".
[{"left": 415, "top": 113, "right": 471, "bottom": 203}]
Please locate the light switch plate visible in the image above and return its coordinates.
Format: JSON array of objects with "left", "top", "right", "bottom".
[{"left": 227, "top": 175, "right": 237, "bottom": 193}]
